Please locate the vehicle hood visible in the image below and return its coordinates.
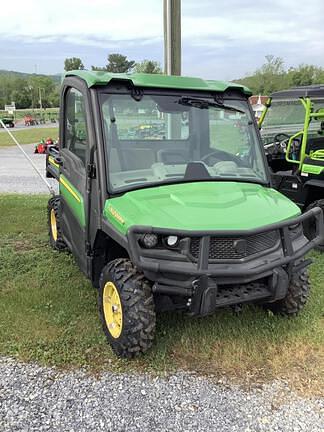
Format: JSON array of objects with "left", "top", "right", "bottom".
[{"left": 103, "top": 182, "right": 301, "bottom": 235}]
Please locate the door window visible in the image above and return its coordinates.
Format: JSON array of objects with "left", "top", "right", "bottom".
[{"left": 64, "top": 88, "right": 88, "bottom": 164}]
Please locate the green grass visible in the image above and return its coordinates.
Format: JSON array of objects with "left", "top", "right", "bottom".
[
  {"left": 0, "top": 194, "right": 323, "bottom": 395},
  {"left": 0, "top": 108, "right": 59, "bottom": 121},
  {"left": 0, "top": 127, "right": 59, "bottom": 147}
]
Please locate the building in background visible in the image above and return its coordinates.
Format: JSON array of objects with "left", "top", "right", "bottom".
[{"left": 249, "top": 95, "right": 268, "bottom": 120}]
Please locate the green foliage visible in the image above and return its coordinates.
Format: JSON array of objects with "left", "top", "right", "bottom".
[
  {"left": 92, "top": 53, "right": 135, "bottom": 73},
  {"left": 236, "top": 55, "right": 324, "bottom": 95},
  {"left": 64, "top": 57, "right": 85, "bottom": 72},
  {"left": 134, "top": 60, "right": 163, "bottom": 74},
  {"left": 0, "top": 72, "right": 60, "bottom": 109},
  {"left": 287, "top": 64, "right": 324, "bottom": 87}
]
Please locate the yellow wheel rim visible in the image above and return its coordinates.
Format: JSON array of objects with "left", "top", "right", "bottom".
[
  {"left": 103, "top": 281, "right": 123, "bottom": 339},
  {"left": 50, "top": 209, "right": 58, "bottom": 241}
]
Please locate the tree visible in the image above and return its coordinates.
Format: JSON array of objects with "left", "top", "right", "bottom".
[
  {"left": 64, "top": 57, "right": 84, "bottom": 71},
  {"left": 134, "top": 60, "right": 162, "bottom": 74},
  {"left": 235, "top": 55, "right": 288, "bottom": 95},
  {"left": 287, "top": 64, "right": 318, "bottom": 87},
  {"left": 92, "top": 53, "right": 135, "bottom": 73},
  {"left": 10, "top": 78, "right": 31, "bottom": 109},
  {"left": 27, "top": 75, "right": 59, "bottom": 108},
  {"left": 253, "top": 55, "right": 287, "bottom": 94}
]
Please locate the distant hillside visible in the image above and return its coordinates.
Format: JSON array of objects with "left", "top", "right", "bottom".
[{"left": 0, "top": 70, "right": 61, "bottom": 84}]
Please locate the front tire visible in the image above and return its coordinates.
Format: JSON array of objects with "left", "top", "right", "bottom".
[
  {"left": 47, "top": 196, "right": 67, "bottom": 251},
  {"left": 264, "top": 264, "right": 310, "bottom": 316},
  {"left": 304, "top": 199, "right": 324, "bottom": 251},
  {"left": 99, "top": 258, "right": 156, "bottom": 358}
]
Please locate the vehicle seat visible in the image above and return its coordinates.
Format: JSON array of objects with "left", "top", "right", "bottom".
[
  {"left": 303, "top": 156, "right": 324, "bottom": 167},
  {"left": 306, "top": 136, "right": 324, "bottom": 154}
]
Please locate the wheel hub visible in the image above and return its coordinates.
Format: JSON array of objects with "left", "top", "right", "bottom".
[
  {"left": 50, "top": 209, "right": 58, "bottom": 241},
  {"left": 103, "top": 281, "right": 123, "bottom": 339}
]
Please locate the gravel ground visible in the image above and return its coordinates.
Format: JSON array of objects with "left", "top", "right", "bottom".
[
  {"left": 0, "top": 143, "right": 57, "bottom": 194},
  {"left": 0, "top": 358, "right": 323, "bottom": 432}
]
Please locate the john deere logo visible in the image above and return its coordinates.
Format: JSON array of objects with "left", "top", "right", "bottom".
[{"left": 233, "top": 239, "right": 247, "bottom": 255}]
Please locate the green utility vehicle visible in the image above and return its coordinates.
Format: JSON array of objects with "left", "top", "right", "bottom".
[
  {"left": 46, "top": 71, "right": 323, "bottom": 358},
  {"left": 259, "top": 85, "right": 324, "bottom": 249},
  {"left": 0, "top": 115, "right": 14, "bottom": 128}
]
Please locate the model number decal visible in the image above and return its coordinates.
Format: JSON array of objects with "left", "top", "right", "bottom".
[{"left": 108, "top": 206, "right": 125, "bottom": 225}]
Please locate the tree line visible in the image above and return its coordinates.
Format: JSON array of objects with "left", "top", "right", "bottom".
[
  {"left": 1, "top": 53, "right": 324, "bottom": 110},
  {"left": 64, "top": 54, "right": 162, "bottom": 74},
  {"left": 236, "top": 55, "right": 324, "bottom": 95},
  {"left": 0, "top": 73, "right": 60, "bottom": 110},
  {"left": 0, "top": 54, "right": 162, "bottom": 110}
]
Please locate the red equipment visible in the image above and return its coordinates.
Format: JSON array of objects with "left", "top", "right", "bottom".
[
  {"left": 24, "top": 115, "right": 38, "bottom": 126},
  {"left": 34, "top": 138, "right": 55, "bottom": 154}
]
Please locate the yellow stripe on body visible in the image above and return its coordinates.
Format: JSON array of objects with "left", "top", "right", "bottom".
[{"left": 59, "top": 177, "right": 81, "bottom": 203}]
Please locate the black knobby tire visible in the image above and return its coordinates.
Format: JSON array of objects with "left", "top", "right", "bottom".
[
  {"left": 264, "top": 264, "right": 310, "bottom": 316},
  {"left": 304, "top": 199, "right": 324, "bottom": 251},
  {"left": 99, "top": 258, "right": 156, "bottom": 358},
  {"left": 47, "top": 196, "right": 68, "bottom": 251}
]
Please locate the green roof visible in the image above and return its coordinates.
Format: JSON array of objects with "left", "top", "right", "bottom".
[{"left": 65, "top": 70, "right": 251, "bottom": 95}]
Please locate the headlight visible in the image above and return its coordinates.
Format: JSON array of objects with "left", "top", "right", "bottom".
[
  {"left": 165, "top": 235, "right": 179, "bottom": 247},
  {"left": 140, "top": 233, "right": 158, "bottom": 248}
]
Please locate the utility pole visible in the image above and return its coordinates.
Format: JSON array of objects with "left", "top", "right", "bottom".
[
  {"left": 163, "top": 0, "right": 181, "bottom": 76},
  {"left": 38, "top": 87, "right": 43, "bottom": 111}
]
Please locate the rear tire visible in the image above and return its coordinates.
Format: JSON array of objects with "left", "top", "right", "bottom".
[
  {"left": 304, "top": 199, "right": 324, "bottom": 251},
  {"left": 264, "top": 264, "right": 310, "bottom": 316},
  {"left": 98, "top": 258, "right": 156, "bottom": 358},
  {"left": 47, "top": 196, "right": 68, "bottom": 251}
]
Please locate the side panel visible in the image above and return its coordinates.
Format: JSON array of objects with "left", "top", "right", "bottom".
[{"left": 59, "top": 174, "right": 85, "bottom": 227}]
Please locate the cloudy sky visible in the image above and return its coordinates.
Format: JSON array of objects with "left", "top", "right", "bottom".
[{"left": 0, "top": 0, "right": 323, "bottom": 80}]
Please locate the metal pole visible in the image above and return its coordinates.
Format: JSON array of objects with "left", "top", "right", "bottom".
[
  {"left": 39, "top": 87, "right": 43, "bottom": 110},
  {"left": 163, "top": 0, "right": 181, "bottom": 76}
]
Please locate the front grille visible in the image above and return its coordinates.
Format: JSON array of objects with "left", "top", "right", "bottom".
[{"left": 190, "top": 230, "right": 279, "bottom": 261}]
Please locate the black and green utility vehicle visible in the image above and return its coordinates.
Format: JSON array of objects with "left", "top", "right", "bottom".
[
  {"left": 46, "top": 71, "right": 323, "bottom": 358},
  {"left": 259, "top": 85, "right": 324, "bottom": 249},
  {"left": 0, "top": 115, "right": 14, "bottom": 128}
]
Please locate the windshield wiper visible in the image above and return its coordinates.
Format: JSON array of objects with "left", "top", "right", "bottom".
[{"left": 178, "top": 97, "right": 245, "bottom": 114}]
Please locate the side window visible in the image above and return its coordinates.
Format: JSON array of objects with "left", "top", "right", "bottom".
[{"left": 64, "top": 88, "right": 88, "bottom": 164}]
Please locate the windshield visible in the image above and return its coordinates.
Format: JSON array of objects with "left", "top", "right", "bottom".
[
  {"left": 262, "top": 98, "right": 324, "bottom": 128},
  {"left": 100, "top": 92, "right": 268, "bottom": 193}
]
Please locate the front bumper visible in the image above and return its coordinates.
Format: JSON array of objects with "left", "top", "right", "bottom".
[{"left": 127, "top": 208, "right": 323, "bottom": 314}]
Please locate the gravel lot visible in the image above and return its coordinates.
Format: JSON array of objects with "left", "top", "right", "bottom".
[
  {"left": 1, "top": 143, "right": 323, "bottom": 431},
  {"left": 0, "top": 143, "right": 57, "bottom": 194},
  {"left": 0, "top": 357, "right": 323, "bottom": 432}
]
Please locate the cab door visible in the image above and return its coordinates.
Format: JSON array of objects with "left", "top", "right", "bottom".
[{"left": 59, "top": 85, "right": 89, "bottom": 273}]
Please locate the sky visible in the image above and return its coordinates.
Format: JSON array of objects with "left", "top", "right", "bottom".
[{"left": 0, "top": 0, "right": 323, "bottom": 80}]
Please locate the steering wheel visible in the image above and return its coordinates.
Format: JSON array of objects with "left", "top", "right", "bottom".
[
  {"left": 274, "top": 133, "right": 290, "bottom": 143},
  {"left": 201, "top": 149, "right": 243, "bottom": 166}
]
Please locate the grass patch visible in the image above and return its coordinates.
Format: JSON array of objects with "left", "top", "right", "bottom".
[
  {"left": 0, "top": 127, "right": 58, "bottom": 147},
  {"left": 0, "top": 194, "right": 323, "bottom": 395},
  {"left": 0, "top": 108, "right": 59, "bottom": 121}
]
